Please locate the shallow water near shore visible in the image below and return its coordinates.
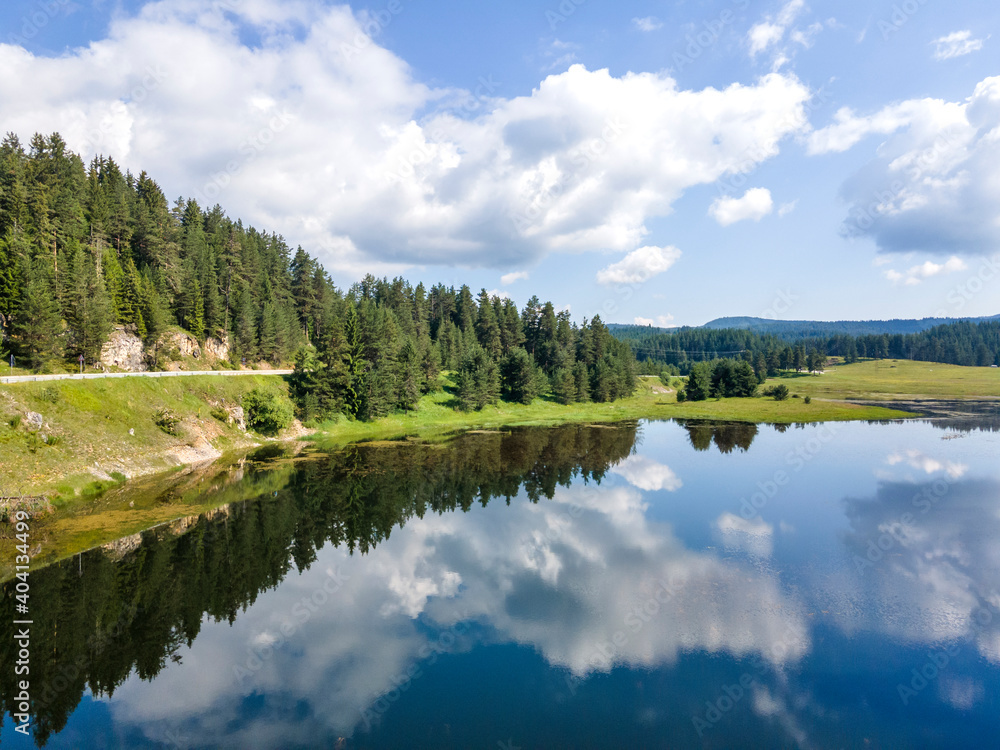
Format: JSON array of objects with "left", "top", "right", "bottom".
[{"left": 2, "top": 415, "right": 999, "bottom": 748}]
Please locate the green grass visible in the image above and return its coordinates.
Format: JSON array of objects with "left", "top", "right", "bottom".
[
  {"left": 3, "top": 361, "right": 972, "bottom": 579},
  {"left": 306, "top": 373, "right": 912, "bottom": 450},
  {"left": 0, "top": 374, "right": 295, "bottom": 500},
  {"left": 767, "top": 359, "right": 1000, "bottom": 401},
  {"left": 7, "top": 360, "right": 981, "bottom": 502}
]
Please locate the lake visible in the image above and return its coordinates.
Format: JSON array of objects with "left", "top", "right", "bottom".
[{"left": 2, "top": 415, "right": 999, "bottom": 748}]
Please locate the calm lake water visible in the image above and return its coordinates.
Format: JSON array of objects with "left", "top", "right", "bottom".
[{"left": 3, "top": 416, "right": 1000, "bottom": 749}]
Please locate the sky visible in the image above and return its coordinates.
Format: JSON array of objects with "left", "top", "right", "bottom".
[{"left": 1, "top": 0, "right": 998, "bottom": 327}]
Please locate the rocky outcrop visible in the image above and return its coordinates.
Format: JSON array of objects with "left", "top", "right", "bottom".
[
  {"left": 159, "top": 329, "right": 202, "bottom": 360},
  {"left": 25, "top": 412, "right": 44, "bottom": 431},
  {"left": 100, "top": 327, "right": 147, "bottom": 372},
  {"left": 204, "top": 335, "right": 230, "bottom": 363},
  {"left": 227, "top": 405, "right": 247, "bottom": 431}
]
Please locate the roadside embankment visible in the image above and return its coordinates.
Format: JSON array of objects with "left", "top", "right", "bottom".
[{"left": 0, "top": 374, "right": 301, "bottom": 503}]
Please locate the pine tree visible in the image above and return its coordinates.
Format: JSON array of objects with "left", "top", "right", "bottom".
[
  {"left": 500, "top": 347, "right": 538, "bottom": 404},
  {"left": 573, "top": 361, "right": 590, "bottom": 402},
  {"left": 234, "top": 284, "right": 258, "bottom": 363},
  {"left": 257, "top": 301, "right": 278, "bottom": 362},
  {"left": 16, "top": 260, "right": 64, "bottom": 369},
  {"left": 333, "top": 304, "right": 366, "bottom": 417},
  {"left": 119, "top": 255, "right": 147, "bottom": 336},
  {"left": 68, "top": 257, "right": 112, "bottom": 363},
  {"left": 0, "top": 227, "right": 28, "bottom": 317},
  {"left": 551, "top": 368, "right": 576, "bottom": 405},
  {"left": 397, "top": 337, "right": 422, "bottom": 411},
  {"left": 474, "top": 289, "right": 502, "bottom": 359},
  {"left": 457, "top": 343, "right": 500, "bottom": 411}
]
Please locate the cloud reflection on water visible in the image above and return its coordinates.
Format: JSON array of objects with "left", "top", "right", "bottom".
[{"left": 106, "top": 465, "right": 808, "bottom": 744}]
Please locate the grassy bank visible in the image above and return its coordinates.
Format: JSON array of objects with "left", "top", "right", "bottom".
[
  {"left": 767, "top": 359, "right": 1000, "bottom": 401},
  {"left": 5, "top": 360, "right": 971, "bottom": 501},
  {"left": 306, "top": 372, "right": 913, "bottom": 449},
  {"left": 0, "top": 374, "right": 297, "bottom": 501}
]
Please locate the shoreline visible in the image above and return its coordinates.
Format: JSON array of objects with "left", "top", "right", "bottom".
[{"left": 7, "top": 358, "right": 1000, "bottom": 501}]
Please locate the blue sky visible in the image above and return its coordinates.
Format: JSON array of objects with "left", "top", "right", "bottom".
[{"left": 1, "top": 0, "right": 998, "bottom": 326}]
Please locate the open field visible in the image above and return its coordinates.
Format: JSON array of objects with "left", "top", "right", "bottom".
[{"left": 767, "top": 359, "right": 1000, "bottom": 401}]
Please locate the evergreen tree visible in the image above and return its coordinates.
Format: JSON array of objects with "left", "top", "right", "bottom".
[
  {"left": 500, "top": 347, "right": 539, "bottom": 404},
  {"left": 474, "top": 289, "right": 503, "bottom": 359},
  {"left": 573, "top": 361, "right": 590, "bottom": 402},
  {"left": 551, "top": 368, "right": 576, "bottom": 405},
  {"left": 397, "top": 337, "right": 422, "bottom": 411},
  {"left": 0, "top": 227, "right": 28, "bottom": 317},
  {"left": 685, "top": 362, "right": 713, "bottom": 401},
  {"left": 16, "top": 260, "right": 64, "bottom": 369},
  {"left": 257, "top": 301, "right": 278, "bottom": 362},
  {"left": 457, "top": 343, "right": 500, "bottom": 411}
]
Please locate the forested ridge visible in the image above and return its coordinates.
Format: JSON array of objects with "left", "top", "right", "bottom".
[
  {"left": 699, "top": 315, "right": 1000, "bottom": 339},
  {"left": 616, "top": 319, "right": 1000, "bottom": 373},
  {"left": 0, "top": 132, "right": 636, "bottom": 420}
]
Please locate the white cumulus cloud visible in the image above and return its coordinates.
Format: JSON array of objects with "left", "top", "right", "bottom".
[
  {"left": 715, "top": 512, "right": 775, "bottom": 557},
  {"left": 748, "top": 0, "right": 805, "bottom": 58},
  {"left": 884, "top": 257, "right": 968, "bottom": 286},
  {"left": 809, "top": 76, "right": 1000, "bottom": 255},
  {"left": 886, "top": 450, "right": 968, "bottom": 479},
  {"left": 932, "top": 30, "right": 985, "bottom": 61},
  {"left": 709, "top": 187, "right": 774, "bottom": 225},
  {"left": 0, "top": 0, "right": 813, "bottom": 278},
  {"left": 500, "top": 270, "right": 529, "bottom": 285},
  {"left": 596, "top": 245, "right": 682, "bottom": 286},
  {"left": 611, "top": 455, "right": 683, "bottom": 492}
]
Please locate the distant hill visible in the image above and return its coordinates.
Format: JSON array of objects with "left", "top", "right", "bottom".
[{"left": 698, "top": 315, "right": 1000, "bottom": 340}]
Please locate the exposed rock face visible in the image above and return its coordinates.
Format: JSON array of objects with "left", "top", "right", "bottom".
[
  {"left": 204, "top": 335, "right": 230, "bottom": 363},
  {"left": 100, "top": 327, "right": 147, "bottom": 372},
  {"left": 227, "top": 405, "right": 247, "bottom": 431},
  {"left": 25, "top": 412, "right": 44, "bottom": 431},
  {"left": 159, "top": 329, "right": 201, "bottom": 360}
]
